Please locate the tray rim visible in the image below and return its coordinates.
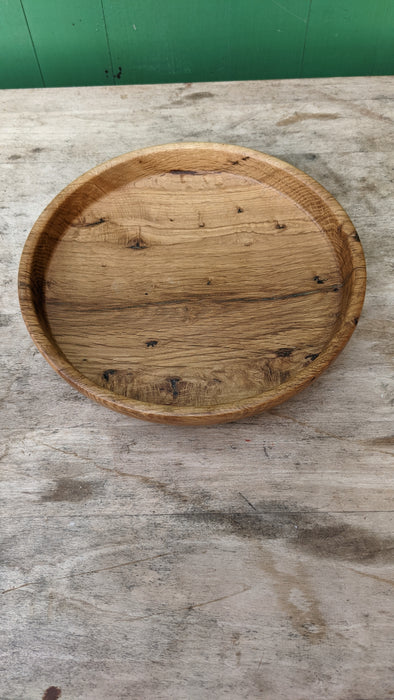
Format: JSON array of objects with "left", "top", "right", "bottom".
[{"left": 18, "top": 141, "right": 367, "bottom": 425}]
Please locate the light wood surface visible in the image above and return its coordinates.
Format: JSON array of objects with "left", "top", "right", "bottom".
[
  {"left": 18, "top": 142, "right": 365, "bottom": 424},
  {"left": 1, "top": 77, "right": 394, "bottom": 699}
]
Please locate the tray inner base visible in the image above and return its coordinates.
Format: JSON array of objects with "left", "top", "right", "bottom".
[{"left": 44, "top": 169, "right": 344, "bottom": 408}]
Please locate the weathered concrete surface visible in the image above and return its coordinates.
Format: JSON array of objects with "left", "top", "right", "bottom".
[{"left": 1, "top": 77, "right": 393, "bottom": 700}]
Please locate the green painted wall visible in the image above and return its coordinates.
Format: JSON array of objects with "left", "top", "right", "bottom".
[{"left": 1, "top": 0, "right": 393, "bottom": 89}]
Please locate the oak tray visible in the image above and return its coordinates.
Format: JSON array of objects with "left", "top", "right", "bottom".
[{"left": 19, "top": 143, "right": 366, "bottom": 425}]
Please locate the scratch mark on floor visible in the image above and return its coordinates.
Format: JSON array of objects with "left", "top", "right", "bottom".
[
  {"left": 267, "top": 410, "right": 394, "bottom": 456},
  {"left": 2, "top": 552, "right": 174, "bottom": 594},
  {"left": 1, "top": 581, "right": 34, "bottom": 594},
  {"left": 347, "top": 567, "right": 394, "bottom": 587},
  {"left": 257, "top": 654, "right": 265, "bottom": 670},
  {"left": 130, "top": 585, "right": 252, "bottom": 622},
  {"left": 58, "top": 584, "right": 251, "bottom": 622},
  {"left": 32, "top": 440, "right": 171, "bottom": 490},
  {"left": 239, "top": 492, "right": 257, "bottom": 511},
  {"left": 96, "top": 463, "right": 168, "bottom": 489},
  {"left": 184, "top": 585, "right": 251, "bottom": 611},
  {"left": 70, "top": 552, "right": 175, "bottom": 578},
  {"left": 313, "top": 88, "right": 394, "bottom": 124}
]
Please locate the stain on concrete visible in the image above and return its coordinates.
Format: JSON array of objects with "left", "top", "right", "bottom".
[
  {"left": 42, "top": 687, "right": 61, "bottom": 700},
  {"left": 184, "top": 91, "right": 214, "bottom": 101},
  {"left": 277, "top": 112, "right": 340, "bottom": 127},
  {"left": 364, "top": 436, "right": 394, "bottom": 447},
  {"left": 190, "top": 500, "right": 393, "bottom": 563},
  {"left": 0, "top": 313, "right": 12, "bottom": 327},
  {"left": 41, "top": 478, "right": 96, "bottom": 503}
]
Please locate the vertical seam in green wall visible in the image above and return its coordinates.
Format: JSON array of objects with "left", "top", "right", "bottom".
[
  {"left": 299, "top": 0, "right": 313, "bottom": 78},
  {"left": 19, "top": 0, "right": 45, "bottom": 87},
  {"left": 371, "top": 0, "right": 389, "bottom": 75},
  {"left": 100, "top": 0, "right": 115, "bottom": 85}
]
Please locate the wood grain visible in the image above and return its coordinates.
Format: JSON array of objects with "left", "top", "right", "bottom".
[
  {"left": 18, "top": 143, "right": 366, "bottom": 424},
  {"left": 2, "top": 77, "right": 393, "bottom": 700}
]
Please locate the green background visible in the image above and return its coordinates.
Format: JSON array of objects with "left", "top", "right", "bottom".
[{"left": 1, "top": 0, "right": 393, "bottom": 89}]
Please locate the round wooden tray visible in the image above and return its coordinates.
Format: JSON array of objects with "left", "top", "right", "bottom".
[{"left": 19, "top": 143, "right": 366, "bottom": 425}]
